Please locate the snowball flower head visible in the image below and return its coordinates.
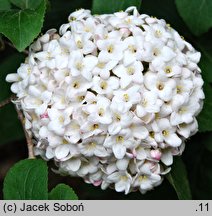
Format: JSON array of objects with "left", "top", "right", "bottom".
[{"left": 6, "top": 7, "right": 204, "bottom": 194}]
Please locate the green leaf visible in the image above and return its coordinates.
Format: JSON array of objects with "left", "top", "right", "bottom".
[
  {"left": 167, "top": 157, "right": 192, "bottom": 199},
  {"left": 175, "top": 0, "right": 212, "bottom": 36},
  {"left": 197, "top": 83, "right": 212, "bottom": 132},
  {"left": 0, "top": 0, "right": 11, "bottom": 10},
  {"left": 10, "top": 0, "right": 42, "bottom": 10},
  {"left": 92, "top": 0, "right": 142, "bottom": 14},
  {"left": 197, "top": 32, "right": 212, "bottom": 83},
  {"left": 199, "top": 51, "right": 212, "bottom": 83},
  {"left": 0, "top": 0, "right": 46, "bottom": 51},
  {"left": 49, "top": 184, "right": 78, "bottom": 200},
  {"left": 3, "top": 159, "right": 48, "bottom": 200}
]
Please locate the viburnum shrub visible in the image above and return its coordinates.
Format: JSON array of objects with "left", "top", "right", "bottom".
[{"left": 6, "top": 6, "right": 204, "bottom": 194}]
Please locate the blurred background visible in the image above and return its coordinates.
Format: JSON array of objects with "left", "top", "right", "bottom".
[{"left": 0, "top": 0, "right": 212, "bottom": 199}]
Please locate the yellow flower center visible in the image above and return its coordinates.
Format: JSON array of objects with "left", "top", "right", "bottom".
[
  {"left": 157, "top": 83, "right": 164, "bottom": 90},
  {"left": 155, "top": 30, "right": 162, "bottom": 38},
  {"left": 128, "top": 45, "right": 136, "bottom": 53},
  {"left": 127, "top": 67, "right": 135, "bottom": 75},
  {"left": 91, "top": 124, "right": 99, "bottom": 130},
  {"left": 47, "top": 52, "right": 51, "bottom": 60},
  {"left": 27, "top": 68, "right": 31, "bottom": 75},
  {"left": 59, "top": 116, "right": 64, "bottom": 123},
  {"left": 116, "top": 136, "right": 124, "bottom": 143},
  {"left": 98, "top": 108, "right": 105, "bottom": 117},
  {"left": 107, "top": 45, "right": 114, "bottom": 53},
  {"left": 177, "top": 85, "right": 182, "bottom": 94},
  {"left": 138, "top": 175, "right": 147, "bottom": 182},
  {"left": 164, "top": 66, "right": 172, "bottom": 74},
  {"left": 87, "top": 142, "right": 97, "bottom": 149},
  {"left": 76, "top": 40, "right": 83, "bottom": 49},
  {"left": 62, "top": 139, "right": 69, "bottom": 144},
  {"left": 142, "top": 98, "right": 148, "bottom": 107},
  {"left": 76, "top": 62, "right": 84, "bottom": 71},
  {"left": 73, "top": 81, "right": 80, "bottom": 89},
  {"left": 162, "top": 130, "right": 169, "bottom": 136},
  {"left": 123, "top": 93, "right": 129, "bottom": 102},
  {"left": 68, "top": 17, "right": 76, "bottom": 22},
  {"left": 100, "top": 81, "right": 108, "bottom": 90},
  {"left": 78, "top": 95, "right": 85, "bottom": 102},
  {"left": 179, "top": 107, "right": 187, "bottom": 114},
  {"left": 97, "top": 62, "right": 105, "bottom": 69},
  {"left": 149, "top": 131, "right": 155, "bottom": 138},
  {"left": 155, "top": 113, "right": 160, "bottom": 119},
  {"left": 120, "top": 175, "right": 128, "bottom": 181},
  {"left": 153, "top": 48, "right": 160, "bottom": 56},
  {"left": 115, "top": 114, "right": 121, "bottom": 122}
]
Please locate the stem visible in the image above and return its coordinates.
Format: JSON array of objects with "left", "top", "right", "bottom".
[
  {"left": 15, "top": 106, "right": 35, "bottom": 159},
  {"left": 0, "top": 95, "right": 16, "bottom": 108},
  {"left": 4, "top": 40, "right": 29, "bottom": 55}
]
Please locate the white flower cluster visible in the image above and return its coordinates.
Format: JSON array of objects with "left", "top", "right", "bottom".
[{"left": 6, "top": 7, "right": 204, "bottom": 194}]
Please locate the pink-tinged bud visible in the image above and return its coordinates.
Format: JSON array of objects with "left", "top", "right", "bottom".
[
  {"left": 132, "top": 149, "right": 137, "bottom": 158},
  {"left": 93, "top": 180, "right": 102, "bottom": 186},
  {"left": 126, "top": 149, "right": 137, "bottom": 159},
  {"left": 120, "top": 28, "right": 131, "bottom": 37},
  {"left": 40, "top": 112, "right": 49, "bottom": 119},
  {"left": 150, "top": 149, "right": 162, "bottom": 160},
  {"left": 94, "top": 34, "right": 102, "bottom": 41}
]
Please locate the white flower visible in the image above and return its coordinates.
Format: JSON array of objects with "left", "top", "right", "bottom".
[
  {"left": 161, "top": 149, "right": 173, "bottom": 166},
  {"left": 79, "top": 136, "right": 108, "bottom": 157},
  {"left": 92, "top": 76, "right": 119, "bottom": 96},
  {"left": 130, "top": 116, "right": 149, "bottom": 140},
  {"left": 152, "top": 118, "right": 182, "bottom": 147},
  {"left": 144, "top": 23, "right": 171, "bottom": 43},
  {"left": 155, "top": 60, "right": 182, "bottom": 78},
  {"left": 133, "top": 163, "right": 162, "bottom": 194},
  {"left": 66, "top": 75, "right": 92, "bottom": 97},
  {"left": 77, "top": 158, "right": 99, "bottom": 177},
  {"left": 107, "top": 171, "right": 132, "bottom": 194},
  {"left": 6, "top": 63, "right": 38, "bottom": 96},
  {"left": 136, "top": 90, "right": 163, "bottom": 117},
  {"left": 108, "top": 101, "right": 133, "bottom": 135},
  {"left": 122, "top": 36, "right": 144, "bottom": 66},
  {"left": 86, "top": 170, "right": 104, "bottom": 186},
  {"left": 54, "top": 142, "right": 79, "bottom": 161},
  {"left": 142, "top": 41, "right": 176, "bottom": 67},
  {"left": 113, "top": 61, "right": 143, "bottom": 88},
  {"left": 113, "top": 85, "right": 141, "bottom": 109},
  {"left": 60, "top": 157, "right": 81, "bottom": 173},
  {"left": 48, "top": 107, "right": 73, "bottom": 135},
  {"left": 177, "top": 119, "right": 198, "bottom": 138},
  {"left": 170, "top": 99, "right": 200, "bottom": 126},
  {"left": 70, "top": 32, "right": 96, "bottom": 54},
  {"left": 52, "top": 88, "right": 68, "bottom": 109},
  {"left": 35, "top": 40, "right": 62, "bottom": 69},
  {"left": 64, "top": 120, "right": 81, "bottom": 143},
  {"left": 85, "top": 96, "right": 112, "bottom": 124},
  {"left": 144, "top": 71, "right": 176, "bottom": 101},
  {"left": 92, "top": 58, "right": 118, "bottom": 79},
  {"left": 104, "top": 129, "right": 136, "bottom": 159},
  {"left": 68, "top": 50, "right": 97, "bottom": 80},
  {"left": 80, "top": 120, "right": 107, "bottom": 139},
  {"left": 97, "top": 31, "right": 127, "bottom": 61},
  {"left": 6, "top": 6, "right": 204, "bottom": 195}
]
